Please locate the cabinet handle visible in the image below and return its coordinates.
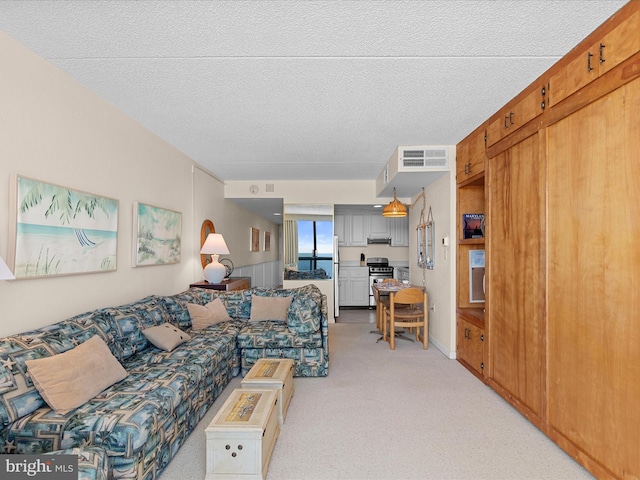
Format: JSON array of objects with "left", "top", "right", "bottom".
[
  {"left": 599, "top": 43, "right": 606, "bottom": 64},
  {"left": 480, "top": 334, "right": 484, "bottom": 342},
  {"left": 504, "top": 115, "right": 509, "bottom": 129},
  {"left": 509, "top": 111, "right": 514, "bottom": 125},
  {"left": 587, "top": 51, "right": 594, "bottom": 72}
]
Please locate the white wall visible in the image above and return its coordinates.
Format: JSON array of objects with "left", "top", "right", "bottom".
[
  {"left": 0, "top": 32, "right": 278, "bottom": 337},
  {"left": 408, "top": 173, "right": 456, "bottom": 358}
]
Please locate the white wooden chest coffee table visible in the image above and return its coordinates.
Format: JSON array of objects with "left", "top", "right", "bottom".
[
  {"left": 241, "top": 358, "right": 294, "bottom": 424},
  {"left": 205, "top": 388, "right": 279, "bottom": 480}
]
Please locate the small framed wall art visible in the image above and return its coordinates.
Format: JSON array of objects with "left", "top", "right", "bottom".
[
  {"left": 133, "top": 202, "right": 182, "bottom": 266},
  {"left": 263, "top": 231, "right": 271, "bottom": 252},
  {"left": 250, "top": 227, "right": 260, "bottom": 252}
]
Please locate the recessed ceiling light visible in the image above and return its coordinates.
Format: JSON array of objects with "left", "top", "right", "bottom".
[
  {"left": 373, "top": 205, "right": 383, "bottom": 208},
  {"left": 273, "top": 212, "right": 281, "bottom": 216}
]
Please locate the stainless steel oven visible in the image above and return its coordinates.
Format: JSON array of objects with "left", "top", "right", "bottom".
[{"left": 367, "top": 257, "right": 394, "bottom": 306}]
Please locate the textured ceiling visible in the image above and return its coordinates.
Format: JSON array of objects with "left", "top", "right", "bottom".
[{"left": 0, "top": 0, "right": 628, "bottom": 184}]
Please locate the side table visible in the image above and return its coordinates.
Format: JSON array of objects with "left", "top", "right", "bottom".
[{"left": 190, "top": 277, "right": 251, "bottom": 291}]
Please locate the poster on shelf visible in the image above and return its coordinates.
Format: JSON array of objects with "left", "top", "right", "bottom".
[{"left": 462, "top": 213, "right": 484, "bottom": 239}]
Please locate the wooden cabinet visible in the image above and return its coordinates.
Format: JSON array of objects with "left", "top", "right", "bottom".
[
  {"left": 456, "top": 311, "right": 484, "bottom": 381},
  {"left": 456, "top": 128, "right": 485, "bottom": 181},
  {"left": 455, "top": 127, "right": 486, "bottom": 381},
  {"left": 487, "top": 131, "right": 546, "bottom": 425},
  {"left": 457, "top": 3, "right": 640, "bottom": 478},
  {"left": 486, "top": 86, "right": 546, "bottom": 147},
  {"left": 549, "top": 7, "right": 640, "bottom": 106},
  {"left": 338, "top": 266, "right": 369, "bottom": 306},
  {"left": 546, "top": 77, "right": 640, "bottom": 480}
]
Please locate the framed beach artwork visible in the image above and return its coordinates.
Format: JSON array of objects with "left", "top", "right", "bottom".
[
  {"left": 8, "top": 175, "right": 119, "bottom": 278},
  {"left": 133, "top": 202, "right": 182, "bottom": 266}
]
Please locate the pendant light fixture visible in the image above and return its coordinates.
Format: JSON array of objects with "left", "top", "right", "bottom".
[{"left": 382, "top": 188, "right": 407, "bottom": 218}]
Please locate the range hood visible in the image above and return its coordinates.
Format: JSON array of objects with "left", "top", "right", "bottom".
[
  {"left": 367, "top": 237, "right": 392, "bottom": 245},
  {"left": 376, "top": 145, "right": 454, "bottom": 197}
]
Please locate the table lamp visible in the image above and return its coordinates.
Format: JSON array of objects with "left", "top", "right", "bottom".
[
  {"left": 0, "top": 256, "right": 15, "bottom": 280},
  {"left": 200, "top": 233, "right": 230, "bottom": 284}
]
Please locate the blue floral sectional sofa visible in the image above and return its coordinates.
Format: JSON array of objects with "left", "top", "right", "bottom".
[{"left": 0, "top": 284, "right": 328, "bottom": 480}]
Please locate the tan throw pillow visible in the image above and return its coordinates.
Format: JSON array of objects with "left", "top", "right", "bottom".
[
  {"left": 25, "top": 335, "right": 127, "bottom": 415},
  {"left": 142, "top": 323, "right": 191, "bottom": 351},
  {"left": 250, "top": 295, "right": 293, "bottom": 321},
  {"left": 187, "top": 299, "right": 232, "bottom": 330}
]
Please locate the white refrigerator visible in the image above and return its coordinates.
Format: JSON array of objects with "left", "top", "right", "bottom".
[{"left": 333, "top": 235, "right": 340, "bottom": 318}]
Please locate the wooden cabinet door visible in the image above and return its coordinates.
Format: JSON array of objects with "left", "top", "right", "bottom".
[
  {"left": 547, "top": 78, "right": 640, "bottom": 480},
  {"left": 456, "top": 316, "right": 484, "bottom": 377},
  {"left": 487, "top": 132, "right": 545, "bottom": 421},
  {"left": 486, "top": 88, "right": 544, "bottom": 147},
  {"left": 598, "top": 7, "right": 640, "bottom": 76},
  {"left": 549, "top": 8, "right": 640, "bottom": 106},
  {"left": 457, "top": 129, "right": 486, "bottom": 182}
]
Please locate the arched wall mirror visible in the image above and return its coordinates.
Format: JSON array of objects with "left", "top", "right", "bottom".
[
  {"left": 283, "top": 204, "right": 334, "bottom": 280},
  {"left": 200, "top": 220, "right": 215, "bottom": 269}
]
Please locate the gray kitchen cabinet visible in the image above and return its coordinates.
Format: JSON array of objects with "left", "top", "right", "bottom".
[
  {"left": 390, "top": 215, "right": 409, "bottom": 246},
  {"left": 338, "top": 266, "right": 369, "bottom": 306}
]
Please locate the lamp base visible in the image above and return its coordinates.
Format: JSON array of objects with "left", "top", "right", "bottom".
[{"left": 203, "top": 255, "right": 226, "bottom": 284}]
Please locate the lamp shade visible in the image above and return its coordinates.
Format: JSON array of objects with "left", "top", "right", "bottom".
[
  {"left": 200, "top": 234, "right": 230, "bottom": 255},
  {"left": 0, "top": 256, "right": 15, "bottom": 280},
  {"left": 382, "top": 188, "right": 408, "bottom": 218},
  {"left": 200, "top": 234, "right": 230, "bottom": 284}
]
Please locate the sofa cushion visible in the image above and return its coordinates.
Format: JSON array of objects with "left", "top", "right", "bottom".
[
  {"left": 237, "top": 321, "right": 322, "bottom": 349},
  {"left": 25, "top": 335, "right": 127, "bottom": 414},
  {"left": 210, "top": 290, "right": 252, "bottom": 319},
  {"left": 142, "top": 324, "right": 191, "bottom": 351},
  {"left": 251, "top": 286, "right": 322, "bottom": 334},
  {"left": 187, "top": 299, "right": 232, "bottom": 330},
  {"left": 0, "top": 310, "right": 114, "bottom": 426},
  {"left": 249, "top": 296, "right": 293, "bottom": 321},
  {"left": 102, "top": 296, "right": 170, "bottom": 360},
  {"left": 158, "top": 289, "right": 215, "bottom": 329}
]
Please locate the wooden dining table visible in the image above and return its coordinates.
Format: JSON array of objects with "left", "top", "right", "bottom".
[{"left": 371, "top": 282, "right": 424, "bottom": 343}]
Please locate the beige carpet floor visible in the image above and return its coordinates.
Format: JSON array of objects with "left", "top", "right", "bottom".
[{"left": 160, "top": 321, "right": 594, "bottom": 480}]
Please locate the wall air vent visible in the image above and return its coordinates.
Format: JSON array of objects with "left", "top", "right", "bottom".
[
  {"left": 375, "top": 145, "right": 454, "bottom": 197},
  {"left": 401, "top": 148, "right": 448, "bottom": 169}
]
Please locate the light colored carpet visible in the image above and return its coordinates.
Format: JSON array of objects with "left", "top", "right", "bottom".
[{"left": 160, "top": 322, "right": 594, "bottom": 480}]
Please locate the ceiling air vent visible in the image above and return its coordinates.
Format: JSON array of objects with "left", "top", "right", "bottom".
[{"left": 401, "top": 148, "right": 448, "bottom": 169}]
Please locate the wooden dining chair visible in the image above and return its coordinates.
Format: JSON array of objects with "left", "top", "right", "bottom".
[{"left": 384, "top": 287, "right": 428, "bottom": 350}]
